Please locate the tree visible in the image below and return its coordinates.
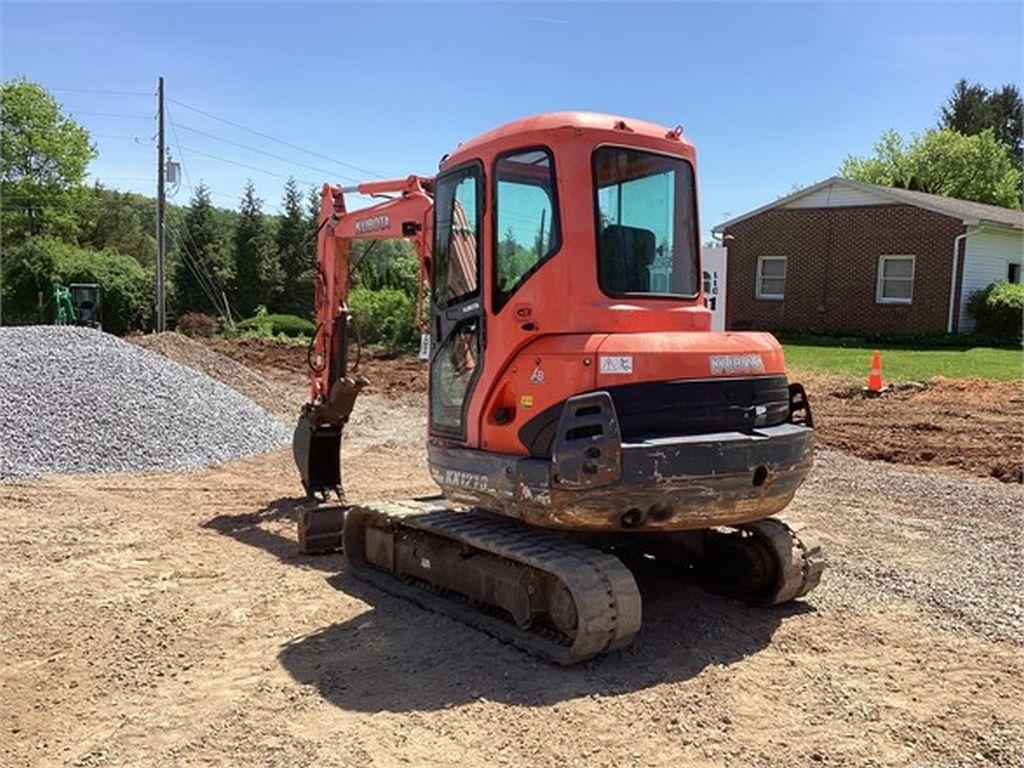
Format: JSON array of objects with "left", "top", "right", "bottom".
[
  {"left": 307, "top": 183, "right": 322, "bottom": 264},
  {"left": 0, "top": 78, "right": 96, "bottom": 243},
  {"left": 172, "top": 183, "right": 233, "bottom": 318},
  {"left": 275, "top": 178, "right": 312, "bottom": 317},
  {"left": 2, "top": 236, "right": 151, "bottom": 334},
  {"left": 496, "top": 226, "right": 536, "bottom": 294},
  {"left": 351, "top": 239, "right": 419, "bottom": 294},
  {"left": 940, "top": 78, "right": 1022, "bottom": 163},
  {"left": 987, "top": 85, "right": 1024, "bottom": 160},
  {"left": 232, "top": 181, "right": 282, "bottom": 316},
  {"left": 74, "top": 185, "right": 156, "bottom": 265},
  {"left": 840, "top": 128, "right": 1021, "bottom": 209}
]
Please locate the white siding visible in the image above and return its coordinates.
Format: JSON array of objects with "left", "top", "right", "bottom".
[
  {"left": 701, "top": 246, "right": 727, "bottom": 331},
  {"left": 784, "top": 182, "right": 890, "bottom": 209},
  {"left": 957, "top": 227, "right": 1024, "bottom": 332}
]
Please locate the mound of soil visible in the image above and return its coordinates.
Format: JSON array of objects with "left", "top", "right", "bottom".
[
  {"left": 199, "top": 337, "right": 427, "bottom": 397},
  {"left": 130, "top": 333, "right": 285, "bottom": 417},
  {"left": 162, "top": 336, "right": 1019, "bottom": 484},
  {"left": 796, "top": 372, "right": 1022, "bottom": 483}
]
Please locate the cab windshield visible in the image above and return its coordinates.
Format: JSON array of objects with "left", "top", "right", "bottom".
[{"left": 593, "top": 146, "right": 699, "bottom": 297}]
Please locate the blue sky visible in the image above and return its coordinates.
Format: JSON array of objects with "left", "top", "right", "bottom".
[{"left": 2, "top": 2, "right": 1021, "bottom": 237}]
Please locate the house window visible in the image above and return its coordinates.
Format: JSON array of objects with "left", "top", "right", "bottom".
[
  {"left": 876, "top": 255, "right": 915, "bottom": 304},
  {"left": 1009, "top": 262, "right": 1021, "bottom": 284},
  {"left": 755, "top": 256, "right": 786, "bottom": 300}
]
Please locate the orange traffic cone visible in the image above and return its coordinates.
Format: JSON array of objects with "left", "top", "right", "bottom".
[{"left": 866, "top": 349, "right": 884, "bottom": 393}]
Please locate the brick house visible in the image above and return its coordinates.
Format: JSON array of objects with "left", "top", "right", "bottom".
[{"left": 712, "top": 178, "right": 1023, "bottom": 334}]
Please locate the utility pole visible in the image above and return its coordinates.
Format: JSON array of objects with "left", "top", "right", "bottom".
[{"left": 155, "top": 76, "right": 166, "bottom": 332}]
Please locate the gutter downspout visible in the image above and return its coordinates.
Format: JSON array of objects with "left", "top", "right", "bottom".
[
  {"left": 948, "top": 223, "right": 995, "bottom": 333},
  {"left": 947, "top": 230, "right": 967, "bottom": 334},
  {"left": 946, "top": 224, "right": 978, "bottom": 335}
]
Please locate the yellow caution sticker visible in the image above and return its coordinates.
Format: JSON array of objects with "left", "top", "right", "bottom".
[{"left": 520, "top": 394, "right": 534, "bottom": 408}]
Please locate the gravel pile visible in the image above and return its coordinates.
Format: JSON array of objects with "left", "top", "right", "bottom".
[
  {"left": 129, "top": 332, "right": 284, "bottom": 417},
  {"left": 0, "top": 326, "right": 291, "bottom": 477}
]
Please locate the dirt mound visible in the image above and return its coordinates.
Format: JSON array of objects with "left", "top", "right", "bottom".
[
  {"left": 200, "top": 337, "right": 308, "bottom": 377},
  {"left": 130, "top": 333, "right": 283, "bottom": 416},
  {"left": 198, "top": 337, "right": 427, "bottom": 397},
  {"left": 158, "top": 337, "right": 1019, "bottom": 484},
  {"left": 796, "top": 371, "right": 1023, "bottom": 483}
]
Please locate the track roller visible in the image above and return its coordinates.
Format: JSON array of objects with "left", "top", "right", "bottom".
[{"left": 343, "top": 497, "right": 642, "bottom": 664}]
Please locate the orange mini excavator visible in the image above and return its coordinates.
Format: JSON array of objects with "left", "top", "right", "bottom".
[{"left": 293, "top": 112, "right": 823, "bottom": 664}]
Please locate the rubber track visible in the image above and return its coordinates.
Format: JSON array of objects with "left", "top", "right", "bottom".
[
  {"left": 743, "top": 518, "right": 825, "bottom": 604},
  {"left": 343, "top": 498, "right": 642, "bottom": 665}
]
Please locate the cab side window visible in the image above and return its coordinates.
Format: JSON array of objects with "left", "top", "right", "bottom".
[{"left": 494, "top": 148, "right": 560, "bottom": 309}]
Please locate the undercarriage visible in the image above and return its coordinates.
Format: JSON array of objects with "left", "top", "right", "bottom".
[{"left": 304, "top": 497, "right": 822, "bottom": 664}]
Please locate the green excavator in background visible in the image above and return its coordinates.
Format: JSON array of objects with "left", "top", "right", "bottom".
[{"left": 52, "top": 283, "right": 102, "bottom": 328}]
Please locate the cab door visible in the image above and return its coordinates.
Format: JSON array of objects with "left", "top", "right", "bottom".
[{"left": 429, "top": 161, "right": 484, "bottom": 441}]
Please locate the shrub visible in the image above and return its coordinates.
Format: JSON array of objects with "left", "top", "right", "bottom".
[
  {"left": 349, "top": 286, "right": 419, "bottom": 353},
  {"left": 967, "top": 280, "right": 1024, "bottom": 340},
  {"left": 176, "top": 312, "right": 218, "bottom": 338},
  {"left": 234, "top": 312, "right": 315, "bottom": 339},
  {"left": 1, "top": 236, "right": 152, "bottom": 335}
]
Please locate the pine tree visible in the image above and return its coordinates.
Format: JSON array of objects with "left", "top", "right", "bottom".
[
  {"left": 232, "top": 181, "right": 282, "bottom": 317},
  {"left": 307, "top": 185, "right": 321, "bottom": 267},
  {"left": 172, "top": 182, "right": 232, "bottom": 318},
  {"left": 275, "top": 178, "right": 312, "bottom": 317},
  {"left": 941, "top": 78, "right": 1023, "bottom": 164}
]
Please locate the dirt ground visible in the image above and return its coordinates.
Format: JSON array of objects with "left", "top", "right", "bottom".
[
  {"left": 191, "top": 337, "right": 1023, "bottom": 483},
  {"left": 2, "top": 337, "right": 1022, "bottom": 767},
  {"left": 797, "top": 373, "right": 1023, "bottom": 483}
]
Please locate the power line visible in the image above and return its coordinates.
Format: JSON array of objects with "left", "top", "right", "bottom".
[
  {"left": 164, "top": 159, "right": 232, "bottom": 309},
  {"left": 165, "top": 105, "right": 233, "bottom": 207},
  {"left": 162, "top": 118, "right": 233, "bottom": 311},
  {"left": 172, "top": 182, "right": 241, "bottom": 205},
  {"left": 172, "top": 120, "right": 360, "bottom": 183},
  {"left": 172, "top": 212, "right": 230, "bottom": 308},
  {"left": 87, "top": 175, "right": 157, "bottom": 183},
  {"left": 68, "top": 110, "right": 155, "bottom": 120},
  {"left": 165, "top": 222, "right": 228, "bottom": 319},
  {"left": 168, "top": 97, "right": 386, "bottom": 180},
  {"left": 4, "top": 125, "right": 153, "bottom": 142},
  {"left": 175, "top": 144, "right": 321, "bottom": 185},
  {"left": 48, "top": 86, "right": 151, "bottom": 96}
]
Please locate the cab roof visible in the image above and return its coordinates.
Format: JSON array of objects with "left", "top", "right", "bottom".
[{"left": 443, "top": 111, "right": 694, "bottom": 168}]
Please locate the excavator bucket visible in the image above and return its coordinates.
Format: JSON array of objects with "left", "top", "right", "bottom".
[
  {"left": 293, "top": 410, "right": 343, "bottom": 497},
  {"left": 292, "top": 411, "right": 347, "bottom": 554},
  {"left": 292, "top": 375, "right": 367, "bottom": 554}
]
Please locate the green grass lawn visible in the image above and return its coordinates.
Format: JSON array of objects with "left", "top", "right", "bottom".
[{"left": 782, "top": 340, "right": 1022, "bottom": 382}]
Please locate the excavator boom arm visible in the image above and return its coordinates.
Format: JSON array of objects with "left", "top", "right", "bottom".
[
  {"left": 310, "top": 175, "right": 434, "bottom": 402},
  {"left": 295, "top": 174, "right": 433, "bottom": 499}
]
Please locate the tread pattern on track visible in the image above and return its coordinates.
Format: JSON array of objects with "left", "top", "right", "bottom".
[{"left": 344, "top": 498, "right": 642, "bottom": 665}]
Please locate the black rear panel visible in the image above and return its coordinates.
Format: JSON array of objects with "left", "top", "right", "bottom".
[{"left": 518, "top": 375, "right": 791, "bottom": 458}]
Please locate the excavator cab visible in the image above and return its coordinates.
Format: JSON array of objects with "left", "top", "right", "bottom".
[
  {"left": 418, "top": 115, "right": 815, "bottom": 534},
  {"left": 69, "top": 283, "right": 102, "bottom": 328}
]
